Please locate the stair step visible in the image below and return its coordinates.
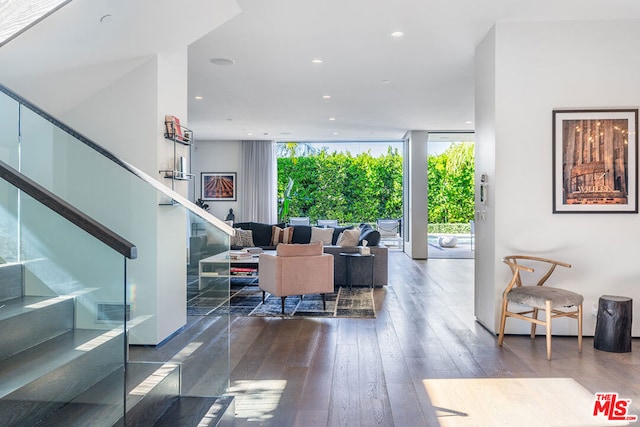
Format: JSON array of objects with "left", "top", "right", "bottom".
[
  {"left": 0, "top": 295, "right": 74, "bottom": 360},
  {"left": 0, "top": 263, "right": 23, "bottom": 302},
  {"left": 122, "top": 362, "right": 181, "bottom": 426},
  {"left": 0, "top": 327, "right": 125, "bottom": 426},
  {"left": 154, "top": 395, "right": 235, "bottom": 427},
  {"left": 37, "top": 362, "right": 180, "bottom": 427}
]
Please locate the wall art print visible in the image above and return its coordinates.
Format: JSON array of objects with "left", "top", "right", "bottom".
[
  {"left": 553, "top": 109, "right": 638, "bottom": 213},
  {"left": 201, "top": 172, "right": 237, "bottom": 201}
]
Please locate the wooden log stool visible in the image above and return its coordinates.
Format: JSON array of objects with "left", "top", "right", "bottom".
[{"left": 594, "top": 295, "right": 632, "bottom": 353}]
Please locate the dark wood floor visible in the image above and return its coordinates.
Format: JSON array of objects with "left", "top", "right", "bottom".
[{"left": 131, "top": 250, "right": 640, "bottom": 426}]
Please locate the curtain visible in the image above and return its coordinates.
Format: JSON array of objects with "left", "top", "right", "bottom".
[{"left": 239, "top": 140, "right": 277, "bottom": 223}]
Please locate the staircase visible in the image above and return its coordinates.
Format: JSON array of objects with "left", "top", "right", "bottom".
[{"left": 0, "top": 263, "right": 234, "bottom": 426}]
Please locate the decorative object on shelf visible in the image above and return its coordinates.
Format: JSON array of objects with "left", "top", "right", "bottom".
[
  {"left": 201, "top": 172, "right": 237, "bottom": 201},
  {"left": 552, "top": 109, "right": 638, "bottom": 213},
  {"left": 164, "top": 115, "right": 191, "bottom": 143},
  {"left": 195, "top": 198, "right": 209, "bottom": 211},
  {"left": 225, "top": 208, "right": 235, "bottom": 222},
  {"left": 164, "top": 115, "right": 182, "bottom": 139},
  {"left": 176, "top": 156, "right": 187, "bottom": 179}
]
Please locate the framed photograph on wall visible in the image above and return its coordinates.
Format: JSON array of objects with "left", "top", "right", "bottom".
[
  {"left": 553, "top": 109, "right": 638, "bottom": 213},
  {"left": 201, "top": 172, "right": 237, "bottom": 201}
]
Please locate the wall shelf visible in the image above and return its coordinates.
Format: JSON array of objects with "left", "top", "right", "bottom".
[
  {"left": 159, "top": 115, "right": 194, "bottom": 204},
  {"left": 160, "top": 170, "right": 194, "bottom": 181}
]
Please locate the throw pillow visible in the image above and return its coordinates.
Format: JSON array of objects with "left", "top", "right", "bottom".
[
  {"left": 232, "top": 228, "right": 254, "bottom": 248},
  {"left": 276, "top": 241, "right": 323, "bottom": 257},
  {"left": 329, "top": 225, "right": 354, "bottom": 245},
  {"left": 291, "top": 225, "right": 312, "bottom": 244},
  {"left": 310, "top": 226, "right": 334, "bottom": 245},
  {"left": 271, "top": 225, "right": 294, "bottom": 246},
  {"left": 337, "top": 228, "right": 360, "bottom": 247},
  {"left": 358, "top": 223, "right": 381, "bottom": 246}
]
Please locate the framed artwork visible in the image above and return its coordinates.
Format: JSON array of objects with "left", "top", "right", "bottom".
[
  {"left": 552, "top": 109, "right": 638, "bottom": 213},
  {"left": 201, "top": 172, "right": 237, "bottom": 201}
]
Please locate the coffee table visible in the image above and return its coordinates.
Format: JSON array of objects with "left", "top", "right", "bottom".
[{"left": 198, "top": 250, "right": 274, "bottom": 290}]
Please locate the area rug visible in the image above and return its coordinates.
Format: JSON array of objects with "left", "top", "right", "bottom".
[{"left": 187, "top": 280, "right": 375, "bottom": 318}]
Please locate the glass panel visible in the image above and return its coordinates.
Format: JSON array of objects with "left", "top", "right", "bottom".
[
  {"left": 0, "top": 90, "right": 19, "bottom": 170},
  {"left": 0, "top": 86, "right": 232, "bottom": 420},
  {"left": 186, "top": 210, "right": 231, "bottom": 396},
  {"left": 0, "top": 178, "right": 126, "bottom": 425}
]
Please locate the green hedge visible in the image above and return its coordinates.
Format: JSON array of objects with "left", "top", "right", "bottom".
[
  {"left": 428, "top": 223, "right": 472, "bottom": 234},
  {"left": 277, "top": 142, "right": 475, "bottom": 226},
  {"left": 278, "top": 147, "right": 403, "bottom": 223}
]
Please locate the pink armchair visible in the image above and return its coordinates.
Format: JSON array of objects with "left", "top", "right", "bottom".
[{"left": 258, "top": 242, "right": 334, "bottom": 314}]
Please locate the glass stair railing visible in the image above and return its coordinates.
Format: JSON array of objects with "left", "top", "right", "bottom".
[
  {"left": 0, "top": 83, "right": 234, "bottom": 424},
  {"left": 0, "top": 159, "right": 134, "bottom": 425}
]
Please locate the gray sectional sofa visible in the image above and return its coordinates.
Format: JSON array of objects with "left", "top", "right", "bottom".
[{"left": 189, "top": 221, "right": 388, "bottom": 287}]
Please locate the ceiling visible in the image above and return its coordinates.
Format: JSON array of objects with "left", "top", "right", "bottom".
[
  {"left": 187, "top": 0, "right": 640, "bottom": 142},
  {"left": 3, "top": 0, "right": 640, "bottom": 143}
]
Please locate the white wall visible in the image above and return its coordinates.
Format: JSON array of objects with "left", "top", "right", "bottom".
[
  {"left": 474, "top": 27, "right": 497, "bottom": 331},
  {"left": 192, "top": 140, "right": 242, "bottom": 221},
  {"left": 62, "top": 53, "right": 189, "bottom": 345},
  {"left": 475, "top": 20, "right": 640, "bottom": 336}
]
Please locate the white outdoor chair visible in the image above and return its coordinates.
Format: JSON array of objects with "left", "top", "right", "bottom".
[
  {"left": 316, "top": 219, "right": 338, "bottom": 227},
  {"left": 288, "top": 217, "right": 310, "bottom": 226},
  {"left": 376, "top": 219, "right": 402, "bottom": 247}
]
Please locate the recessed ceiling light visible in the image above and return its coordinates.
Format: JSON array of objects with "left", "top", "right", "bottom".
[
  {"left": 381, "top": 79, "right": 391, "bottom": 84},
  {"left": 333, "top": 132, "right": 339, "bottom": 135},
  {"left": 329, "top": 117, "right": 336, "bottom": 121},
  {"left": 194, "top": 96, "right": 203, "bottom": 100},
  {"left": 323, "top": 95, "right": 331, "bottom": 99},
  {"left": 312, "top": 58, "right": 323, "bottom": 64},
  {"left": 247, "top": 132, "right": 253, "bottom": 136},
  {"left": 390, "top": 31, "right": 405, "bottom": 37},
  {"left": 209, "top": 58, "right": 235, "bottom": 66},
  {"left": 465, "top": 121, "right": 473, "bottom": 124},
  {"left": 99, "top": 14, "right": 113, "bottom": 24}
]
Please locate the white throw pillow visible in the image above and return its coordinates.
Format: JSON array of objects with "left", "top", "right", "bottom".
[
  {"left": 336, "top": 228, "right": 360, "bottom": 247},
  {"left": 310, "top": 226, "right": 334, "bottom": 245}
]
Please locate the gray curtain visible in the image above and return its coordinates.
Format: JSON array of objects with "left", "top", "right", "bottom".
[{"left": 239, "top": 140, "right": 277, "bottom": 223}]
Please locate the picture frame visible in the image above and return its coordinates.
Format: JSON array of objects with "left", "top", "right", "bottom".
[
  {"left": 552, "top": 109, "right": 638, "bottom": 213},
  {"left": 201, "top": 172, "right": 237, "bottom": 201}
]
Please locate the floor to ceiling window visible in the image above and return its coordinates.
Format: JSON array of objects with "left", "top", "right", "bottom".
[{"left": 276, "top": 141, "right": 403, "bottom": 226}]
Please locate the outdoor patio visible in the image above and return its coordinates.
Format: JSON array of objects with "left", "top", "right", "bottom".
[{"left": 427, "top": 234, "right": 474, "bottom": 259}]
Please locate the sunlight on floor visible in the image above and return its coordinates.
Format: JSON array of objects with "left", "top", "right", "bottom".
[
  {"left": 423, "top": 378, "right": 631, "bottom": 426},
  {"left": 130, "top": 363, "right": 179, "bottom": 396},
  {"left": 170, "top": 341, "right": 203, "bottom": 362},
  {"left": 75, "top": 327, "right": 123, "bottom": 352},
  {"left": 229, "top": 380, "right": 287, "bottom": 422}
]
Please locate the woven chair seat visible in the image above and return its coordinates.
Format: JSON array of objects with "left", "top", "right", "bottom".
[
  {"left": 508, "top": 286, "right": 584, "bottom": 309},
  {"left": 498, "top": 255, "right": 583, "bottom": 360}
]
